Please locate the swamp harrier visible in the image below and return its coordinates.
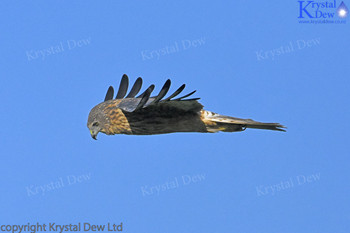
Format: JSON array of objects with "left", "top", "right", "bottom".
[{"left": 87, "top": 74, "right": 285, "bottom": 139}]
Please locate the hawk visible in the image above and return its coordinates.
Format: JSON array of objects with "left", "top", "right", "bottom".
[{"left": 87, "top": 74, "right": 285, "bottom": 139}]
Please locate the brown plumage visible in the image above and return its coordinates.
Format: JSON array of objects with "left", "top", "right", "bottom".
[{"left": 87, "top": 74, "right": 286, "bottom": 139}]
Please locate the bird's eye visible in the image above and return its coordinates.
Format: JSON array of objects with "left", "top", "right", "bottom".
[{"left": 92, "top": 122, "right": 99, "bottom": 126}]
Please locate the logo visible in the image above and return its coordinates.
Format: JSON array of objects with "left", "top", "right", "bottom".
[
  {"left": 298, "top": 0, "right": 348, "bottom": 23},
  {"left": 337, "top": 1, "right": 349, "bottom": 17}
]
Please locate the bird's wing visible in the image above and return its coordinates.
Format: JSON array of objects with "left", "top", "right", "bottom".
[{"left": 103, "top": 74, "right": 202, "bottom": 113}]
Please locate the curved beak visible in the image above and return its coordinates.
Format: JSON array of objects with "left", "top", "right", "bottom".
[{"left": 90, "top": 130, "right": 98, "bottom": 140}]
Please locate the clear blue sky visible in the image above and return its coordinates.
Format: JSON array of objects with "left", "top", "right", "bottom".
[{"left": 1, "top": 1, "right": 349, "bottom": 233}]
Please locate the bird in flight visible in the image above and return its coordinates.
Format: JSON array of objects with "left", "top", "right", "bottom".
[{"left": 87, "top": 74, "right": 285, "bottom": 139}]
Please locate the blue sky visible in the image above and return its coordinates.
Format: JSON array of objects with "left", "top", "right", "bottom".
[{"left": 1, "top": 1, "right": 349, "bottom": 233}]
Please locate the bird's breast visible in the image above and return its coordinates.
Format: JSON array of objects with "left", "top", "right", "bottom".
[{"left": 103, "top": 105, "right": 132, "bottom": 135}]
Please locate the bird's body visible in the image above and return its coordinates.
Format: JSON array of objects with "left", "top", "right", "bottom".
[{"left": 87, "top": 75, "right": 285, "bottom": 139}]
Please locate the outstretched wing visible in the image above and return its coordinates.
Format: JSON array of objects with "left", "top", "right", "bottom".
[{"left": 103, "top": 74, "right": 202, "bottom": 113}]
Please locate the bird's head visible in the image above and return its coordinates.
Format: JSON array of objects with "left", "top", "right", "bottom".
[{"left": 87, "top": 103, "right": 110, "bottom": 140}]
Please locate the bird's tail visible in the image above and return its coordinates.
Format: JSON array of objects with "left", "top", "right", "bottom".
[{"left": 200, "top": 110, "right": 286, "bottom": 133}]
